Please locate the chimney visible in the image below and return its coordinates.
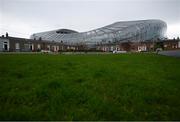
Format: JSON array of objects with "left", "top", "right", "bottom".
[{"left": 6, "top": 32, "right": 8, "bottom": 38}]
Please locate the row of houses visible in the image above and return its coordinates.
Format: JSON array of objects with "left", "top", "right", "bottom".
[
  {"left": 0, "top": 35, "right": 85, "bottom": 52},
  {"left": 0, "top": 34, "right": 180, "bottom": 52},
  {"left": 96, "top": 39, "right": 180, "bottom": 52}
]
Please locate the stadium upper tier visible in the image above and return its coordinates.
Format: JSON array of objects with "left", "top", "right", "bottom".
[{"left": 30, "top": 19, "right": 167, "bottom": 45}]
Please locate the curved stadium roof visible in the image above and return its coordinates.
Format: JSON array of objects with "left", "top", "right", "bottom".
[{"left": 30, "top": 19, "right": 167, "bottom": 45}]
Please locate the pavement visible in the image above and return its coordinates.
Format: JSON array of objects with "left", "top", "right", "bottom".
[{"left": 158, "top": 50, "right": 180, "bottom": 57}]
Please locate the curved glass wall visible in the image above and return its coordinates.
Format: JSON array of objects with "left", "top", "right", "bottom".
[{"left": 30, "top": 19, "right": 167, "bottom": 45}]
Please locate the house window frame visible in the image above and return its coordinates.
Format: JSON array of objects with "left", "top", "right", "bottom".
[{"left": 15, "top": 43, "right": 20, "bottom": 50}]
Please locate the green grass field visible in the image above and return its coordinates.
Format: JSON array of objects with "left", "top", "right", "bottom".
[{"left": 0, "top": 53, "right": 180, "bottom": 120}]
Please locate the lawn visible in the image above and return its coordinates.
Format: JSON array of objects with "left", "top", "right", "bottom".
[{"left": 0, "top": 53, "right": 180, "bottom": 120}]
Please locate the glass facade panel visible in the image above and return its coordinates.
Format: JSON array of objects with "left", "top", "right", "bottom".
[{"left": 30, "top": 19, "right": 167, "bottom": 45}]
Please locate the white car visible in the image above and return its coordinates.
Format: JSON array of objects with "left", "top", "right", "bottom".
[
  {"left": 113, "top": 50, "right": 127, "bottom": 54},
  {"left": 41, "top": 50, "right": 51, "bottom": 53}
]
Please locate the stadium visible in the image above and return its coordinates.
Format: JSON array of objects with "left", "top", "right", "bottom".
[
  {"left": 1, "top": 19, "right": 179, "bottom": 52},
  {"left": 30, "top": 19, "right": 167, "bottom": 45}
]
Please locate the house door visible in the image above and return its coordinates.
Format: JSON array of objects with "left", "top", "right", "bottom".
[
  {"left": 30, "top": 45, "right": 33, "bottom": 50},
  {"left": 4, "top": 44, "right": 8, "bottom": 50},
  {"left": 3, "top": 42, "right": 8, "bottom": 51},
  {"left": 30, "top": 44, "right": 34, "bottom": 51}
]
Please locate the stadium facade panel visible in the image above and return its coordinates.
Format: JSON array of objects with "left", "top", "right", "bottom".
[{"left": 31, "top": 19, "right": 167, "bottom": 45}]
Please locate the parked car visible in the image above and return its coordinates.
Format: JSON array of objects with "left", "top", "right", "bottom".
[
  {"left": 113, "top": 50, "right": 127, "bottom": 54},
  {"left": 41, "top": 50, "right": 51, "bottom": 53}
]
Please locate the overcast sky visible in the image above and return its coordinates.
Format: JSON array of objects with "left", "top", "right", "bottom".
[{"left": 0, "top": 0, "right": 180, "bottom": 38}]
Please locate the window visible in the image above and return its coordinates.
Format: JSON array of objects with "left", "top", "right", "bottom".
[
  {"left": 61, "top": 46, "right": 64, "bottom": 50},
  {"left": 47, "top": 45, "right": 50, "bottom": 50},
  {"left": 24, "top": 44, "right": 29, "bottom": 51},
  {"left": 53, "top": 46, "right": 56, "bottom": 51},
  {"left": 37, "top": 44, "right": 41, "bottom": 49},
  {"left": 56, "top": 46, "right": 59, "bottom": 51},
  {"left": 15, "top": 43, "right": 20, "bottom": 50}
]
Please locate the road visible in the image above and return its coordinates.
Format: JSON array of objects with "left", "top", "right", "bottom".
[{"left": 158, "top": 50, "right": 180, "bottom": 57}]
